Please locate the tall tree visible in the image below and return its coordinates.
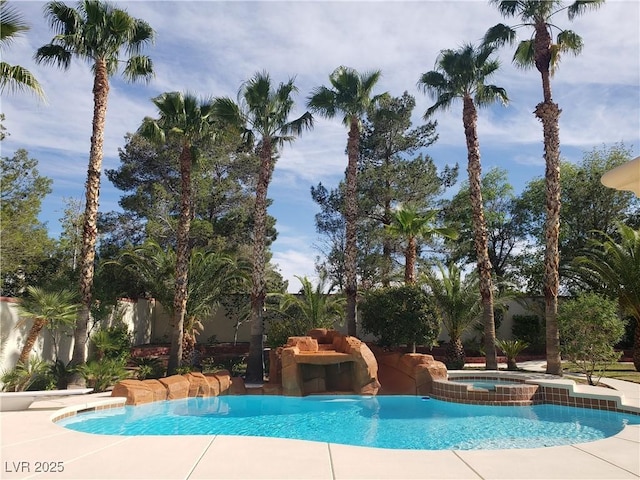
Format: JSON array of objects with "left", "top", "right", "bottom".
[
  {"left": 35, "top": 0, "right": 154, "bottom": 369},
  {"left": 386, "top": 207, "right": 458, "bottom": 284},
  {"left": 0, "top": 149, "right": 54, "bottom": 296},
  {"left": 518, "top": 143, "right": 640, "bottom": 285},
  {"left": 418, "top": 43, "right": 508, "bottom": 370},
  {"left": 358, "top": 92, "right": 450, "bottom": 286},
  {"left": 137, "top": 91, "right": 216, "bottom": 374},
  {"left": 105, "top": 131, "right": 266, "bottom": 253},
  {"left": 484, "top": 0, "right": 604, "bottom": 375},
  {"left": 308, "top": 66, "right": 383, "bottom": 336},
  {"left": 573, "top": 224, "right": 640, "bottom": 371},
  {"left": 214, "top": 71, "right": 313, "bottom": 383},
  {"left": 443, "top": 167, "right": 527, "bottom": 289},
  {"left": 0, "top": 0, "right": 44, "bottom": 97}
]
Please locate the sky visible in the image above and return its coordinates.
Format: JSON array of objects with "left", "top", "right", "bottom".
[{"left": 2, "top": 0, "right": 639, "bottom": 292}]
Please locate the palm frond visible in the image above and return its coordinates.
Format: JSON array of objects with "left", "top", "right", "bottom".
[
  {"left": 307, "top": 86, "right": 338, "bottom": 118},
  {"left": 513, "top": 39, "right": 536, "bottom": 69},
  {"left": 0, "top": 0, "right": 29, "bottom": 45},
  {"left": 123, "top": 55, "right": 154, "bottom": 83},
  {"left": 0, "top": 63, "right": 45, "bottom": 98},
  {"left": 556, "top": 29, "right": 583, "bottom": 54},
  {"left": 34, "top": 43, "right": 72, "bottom": 69},
  {"left": 483, "top": 23, "right": 518, "bottom": 47},
  {"left": 568, "top": 0, "right": 605, "bottom": 20}
]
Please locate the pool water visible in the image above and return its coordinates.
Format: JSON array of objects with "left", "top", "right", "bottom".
[{"left": 57, "top": 395, "right": 640, "bottom": 450}]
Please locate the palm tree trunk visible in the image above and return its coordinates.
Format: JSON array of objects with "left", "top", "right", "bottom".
[
  {"left": 534, "top": 23, "right": 554, "bottom": 104},
  {"left": 405, "top": 236, "right": 417, "bottom": 284},
  {"left": 445, "top": 336, "right": 466, "bottom": 370},
  {"left": 537, "top": 100, "right": 563, "bottom": 376},
  {"left": 71, "top": 59, "right": 109, "bottom": 368},
  {"left": 382, "top": 196, "right": 392, "bottom": 288},
  {"left": 18, "top": 318, "right": 47, "bottom": 364},
  {"left": 534, "top": 21, "right": 563, "bottom": 376},
  {"left": 344, "top": 118, "right": 360, "bottom": 336},
  {"left": 463, "top": 96, "right": 497, "bottom": 370},
  {"left": 246, "top": 140, "right": 273, "bottom": 383},
  {"left": 167, "top": 144, "right": 193, "bottom": 374},
  {"left": 633, "top": 317, "right": 640, "bottom": 372}
]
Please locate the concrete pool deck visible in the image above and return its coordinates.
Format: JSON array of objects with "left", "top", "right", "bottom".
[{"left": 1, "top": 364, "right": 639, "bottom": 480}]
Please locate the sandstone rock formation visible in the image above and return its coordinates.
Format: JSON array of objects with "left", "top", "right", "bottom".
[
  {"left": 269, "top": 329, "right": 380, "bottom": 396},
  {"left": 374, "top": 350, "right": 447, "bottom": 395},
  {"left": 111, "top": 370, "right": 238, "bottom": 406}
]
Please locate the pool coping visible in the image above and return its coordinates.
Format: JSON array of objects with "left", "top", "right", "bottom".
[{"left": 1, "top": 369, "right": 639, "bottom": 479}]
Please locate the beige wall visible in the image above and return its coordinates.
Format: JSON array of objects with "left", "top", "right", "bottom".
[{"left": 1, "top": 296, "right": 541, "bottom": 375}]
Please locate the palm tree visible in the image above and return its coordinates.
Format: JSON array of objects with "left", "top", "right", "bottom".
[
  {"left": 0, "top": 0, "right": 44, "bottom": 97},
  {"left": 17, "top": 286, "right": 80, "bottom": 364},
  {"left": 423, "top": 263, "right": 481, "bottom": 369},
  {"left": 573, "top": 224, "right": 640, "bottom": 371},
  {"left": 484, "top": 0, "right": 604, "bottom": 375},
  {"left": 308, "top": 66, "right": 383, "bottom": 337},
  {"left": 272, "top": 272, "right": 346, "bottom": 330},
  {"left": 115, "top": 240, "right": 250, "bottom": 368},
  {"left": 213, "top": 71, "right": 313, "bottom": 383},
  {"left": 386, "top": 206, "right": 458, "bottom": 284},
  {"left": 182, "top": 248, "right": 250, "bottom": 364},
  {"left": 137, "top": 92, "right": 217, "bottom": 374},
  {"left": 418, "top": 43, "right": 507, "bottom": 370},
  {"left": 35, "top": 0, "right": 154, "bottom": 369}
]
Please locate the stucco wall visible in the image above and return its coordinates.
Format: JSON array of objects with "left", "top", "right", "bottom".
[{"left": 1, "top": 295, "right": 539, "bottom": 375}]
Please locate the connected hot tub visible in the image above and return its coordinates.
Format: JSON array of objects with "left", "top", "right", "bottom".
[{"left": 432, "top": 373, "right": 542, "bottom": 406}]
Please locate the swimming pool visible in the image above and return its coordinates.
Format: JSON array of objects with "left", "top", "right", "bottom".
[{"left": 56, "top": 395, "right": 640, "bottom": 450}]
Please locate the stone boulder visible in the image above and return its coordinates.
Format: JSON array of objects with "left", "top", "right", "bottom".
[
  {"left": 111, "top": 370, "right": 243, "bottom": 405},
  {"left": 159, "top": 375, "right": 190, "bottom": 400},
  {"left": 111, "top": 380, "right": 154, "bottom": 406},
  {"left": 375, "top": 351, "right": 447, "bottom": 395},
  {"left": 142, "top": 379, "right": 168, "bottom": 402}
]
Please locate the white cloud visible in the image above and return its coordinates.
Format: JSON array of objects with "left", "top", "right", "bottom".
[{"left": 3, "top": 0, "right": 638, "bottom": 288}]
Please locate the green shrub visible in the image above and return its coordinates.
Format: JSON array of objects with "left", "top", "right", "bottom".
[
  {"left": 133, "top": 357, "right": 165, "bottom": 380},
  {"left": 511, "top": 314, "right": 544, "bottom": 352},
  {"left": 205, "top": 357, "right": 247, "bottom": 377},
  {"left": 1, "top": 357, "right": 55, "bottom": 392},
  {"left": 558, "top": 293, "right": 626, "bottom": 385},
  {"left": 266, "top": 317, "right": 309, "bottom": 348},
  {"left": 77, "top": 358, "right": 130, "bottom": 392},
  {"left": 91, "top": 323, "right": 132, "bottom": 362},
  {"left": 174, "top": 366, "right": 194, "bottom": 375},
  {"left": 48, "top": 359, "right": 75, "bottom": 389},
  {"left": 360, "top": 285, "right": 440, "bottom": 352}
]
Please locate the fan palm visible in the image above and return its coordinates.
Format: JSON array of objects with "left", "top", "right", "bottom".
[
  {"left": 0, "top": 0, "right": 44, "bottom": 97},
  {"left": 484, "top": 0, "right": 604, "bottom": 375},
  {"left": 418, "top": 43, "right": 507, "bottom": 369},
  {"left": 572, "top": 223, "right": 640, "bottom": 371},
  {"left": 308, "top": 66, "right": 383, "bottom": 336},
  {"left": 16, "top": 286, "right": 80, "bottom": 364},
  {"left": 35, "top": 0, "right": 154, "bottom": 367},
  {"left": 386, "top": 207, "right": 458, "bottom": 284},
  {"left": 213, "top": 71, "right": 313, "bottom": 382},
  {"left": 422, "top": 263, "right": 481, "bottom": 369},
  {"left": 137, "top": 91, "right": 216, "bottom": 374}
]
